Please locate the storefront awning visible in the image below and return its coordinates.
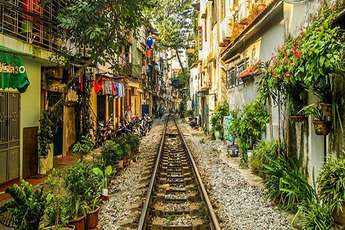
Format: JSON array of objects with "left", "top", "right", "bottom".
[{"left": 0, "top": 49, "right": 30, "bottom": 93}]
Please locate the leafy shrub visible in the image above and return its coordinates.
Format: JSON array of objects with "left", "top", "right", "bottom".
[
  {"left": 318, "top": 158, "right": 345, "bottom": 212},
  {"left": 101, "top": 140, "right": 122, "bottom": 166},
  {"left": 230, "top": 99, "right": 269, "bottom": 165},
  {"left": 64, "top": 162, "right": 102, "bottom": 217},
  {"left": 1, "top": 180, "right": 46, "bottom": 230},
  {"left": 72, "top": 135, "right": 94, "bottom": 160},
  {"left": 210, "top": 101, "right": 229, "bottom": 138},
  {"left": 45, "top": 169, "right": 69, "bottom": 227},
  {"left": 249, "top": 140, "right": 281, "bottom": 177},
  {"left": 264, "top": 157, "right": 315, "bottom": 212},
  {"left": 299, "top": 198, "right": 333, "bottom": 230},
  {"left": 126, "top": 133, "right": 140, "bottom": 152}
]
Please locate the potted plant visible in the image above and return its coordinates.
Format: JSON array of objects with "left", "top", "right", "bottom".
[
  {"left": 301, "top": 104, "right": 331, "bottom": 135},
  {"left": 64, "top": 163, "right": 100, "bottom": 230},
  {"left": 1, "top": 180, "right": 46, "bottom": 230},
  {"left": 44, "top": 169, "right": 74, "bottom": 230},
  {"left": 72, "top": 135, "right": 95, "bottom": 161},
  {"left": 67, "top": 198, "right": 88, "bottom": 230},
  {"left": 92, "top": 165, "right": 114, "bottom": 199},
  {"left": 38, "top": 112, "right": 55, "bottom": 175},
  {"left": 318, "top": 158, "right": 345, "bottom": 225}
]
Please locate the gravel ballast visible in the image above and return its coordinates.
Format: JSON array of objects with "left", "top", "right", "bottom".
[
  {"left": 179, "top": 122, "right": 292, "bottom": 230},
  {"left": 99, "top": 121, "right": 164, "bottom": 230}
]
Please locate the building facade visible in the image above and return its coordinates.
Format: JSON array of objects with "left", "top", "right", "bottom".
[{"left": 191, "top": 0, "right": 341, "bottom": 182}]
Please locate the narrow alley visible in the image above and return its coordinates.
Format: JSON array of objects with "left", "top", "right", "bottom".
[{"left": 0, "top": 0, "right": 345, "bottom": 230}]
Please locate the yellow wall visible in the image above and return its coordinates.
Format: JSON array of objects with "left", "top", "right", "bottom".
[{"left": 19, "top": 58, "right": 41, "bottom": 178}]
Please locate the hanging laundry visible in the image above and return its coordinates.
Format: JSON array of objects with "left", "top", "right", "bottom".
[
  {"left": 79, "top": 74, "right": 84, "bottom": 92},
  {"left": 93, "top": 78, "right": 103, "bottom": 94},
  {"left": 112, "top": 81, "right": 117, "bottom": 96},
  {"left": 103, "top": 80, "right": 113, "bottom": 95}
]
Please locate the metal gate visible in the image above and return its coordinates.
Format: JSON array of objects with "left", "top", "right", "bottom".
[{"left": 0, "top": 92, "right": 20, "bottom": 184}]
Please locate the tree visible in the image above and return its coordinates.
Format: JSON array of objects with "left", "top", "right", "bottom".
[
  {"left": 148, "top": 0, "right": 194, "bottom": 74},
  {"left": 44, "top": 0, "right": 152, "bottom": 135}
]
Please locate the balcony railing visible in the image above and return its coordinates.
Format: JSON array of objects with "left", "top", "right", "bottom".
[{"left": 0, "top": 0, "right": 66, "bottom": 52}]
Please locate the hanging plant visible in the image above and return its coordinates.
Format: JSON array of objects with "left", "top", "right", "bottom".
[{"left": 295, "top": 7, "right": 345, "bottom": 103}]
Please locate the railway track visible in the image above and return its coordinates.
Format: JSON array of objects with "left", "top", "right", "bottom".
[{"left": 138, "top": 120, "right": 220, "bottom": 230}]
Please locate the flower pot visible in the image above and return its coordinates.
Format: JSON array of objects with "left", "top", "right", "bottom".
[
  {"left": 43, "top": 226, "right": 75, "bottom": 230},
  {"left": 334, "top": 204, "right": 345, "bottom": 225},
  {"left": 289, "top": 115, "right": 307, "bottom": 122},
  {"left": 214, "top": 130, "right": 221, "bottom": 140},
  {"left": 69, "top": 216, "right": 86, "bottom": 230},
  {"left": 312, "top": 120, "right": 331, "bottom": 136},
  {"left": 39, "top": 157, "right": 48, "bottom": 175},
  {"left": 101, "top": 189, "right": 110, "bottom": 201},
  {"left": 320, "top": 102, "right": 332, "bottom": 118},
  {"left": 87, "top": 206, "right": 100, "bottom": 229}
]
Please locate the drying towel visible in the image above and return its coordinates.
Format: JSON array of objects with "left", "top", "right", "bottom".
[
  {"left": 93, "top": 79, "right": 103, "bottom": 94},
  {"left": 103, "top": 80, "right": 113, "bottom": 95}
]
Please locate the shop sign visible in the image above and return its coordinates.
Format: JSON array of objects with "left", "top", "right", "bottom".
[{"left": 0, "top": 52, "right": 30, "bottom": 93}]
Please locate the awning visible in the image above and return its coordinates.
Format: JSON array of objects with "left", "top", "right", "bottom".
[{"left": 0, "top": 50, "right": 30, "bottom": 93}]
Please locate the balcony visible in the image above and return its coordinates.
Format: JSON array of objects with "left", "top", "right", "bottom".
[{"left": 0, "top": 0, "right": 65, "bottom": 52}]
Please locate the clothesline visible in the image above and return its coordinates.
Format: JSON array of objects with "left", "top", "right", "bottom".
[{"left": 93, "top": 78, "right": 125, "bottom": 97}]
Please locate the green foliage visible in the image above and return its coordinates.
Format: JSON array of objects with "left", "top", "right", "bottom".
[
  {"left": 101, "top": 140, "right": 123, "bottom": 166},
  {"left": 300, "top": 104, "right": 323, "bottom": 120},
  {"left": 92, "top": 165, "right": 114, "bottom": 190},
  {"left": 45, "top": 169, "right": 69, "bottom": 227},
  {"left": 54, "top": 0, "right": 152, "bottom": 68},
  {"left": 210, "top": 101, "right": 229, "bottom": 138},
  {"left": 318, "top": 158, "right": 345, "bottom": 212},
  {"left": 38, "top": 112, "right": 54, "bottom": 157},
  {"left": 72, "top": 135, "right": 94, "bottom": 160},
  {"left": 295, "top": 7, "right": 345, "bottom": 102},
  {"left": 64, "top": 162, "right": 102, "bottom": 218},
  {"left": 230, "top": 99, "right": 269, "bottom": 165},
  {"left": 126, "top": 133, "right": 140, "bottom": 152},
  {"left": 249, "top": 140, "right": 283, "bottom": 177},
  {"left": 299, "top": 198, "right": 333, "bottom": 230},
  {"left": 263, "top": 157, "right": 315, "bottom": 212},
  {"left": 2, "top": 180, "right": 46, "bottom": 230}
]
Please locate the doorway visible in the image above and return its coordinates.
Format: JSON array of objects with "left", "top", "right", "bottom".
[{"left": 0, "top": 92, "right": 20, "bottom": 184}]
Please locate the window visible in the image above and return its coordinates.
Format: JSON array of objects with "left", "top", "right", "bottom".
[
  {"left": 227, "top": 68, "right": 236, "bottom": 88},
  {"left": 226, "top": 59, "right": 248, "bottom": 89}
]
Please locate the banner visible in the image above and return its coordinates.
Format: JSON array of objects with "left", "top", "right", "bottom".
[{"left": 0, "top": 52, "right": 30, "bottom": 93}]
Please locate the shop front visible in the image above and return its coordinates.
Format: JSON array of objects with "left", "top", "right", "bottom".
[{"left": 0, "top": 50, "right": 41, "bottom": 184}]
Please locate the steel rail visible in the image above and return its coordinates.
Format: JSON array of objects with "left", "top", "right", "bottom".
[
  {"left": 137, "top": 119, "right": 168, "bottom": 230},
  {"left": 175, "top": 120, "right": 221, "bottom": 230}
]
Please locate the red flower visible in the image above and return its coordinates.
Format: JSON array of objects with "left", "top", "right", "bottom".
[{"left": 292, "top": 46, "right": 302, "bottom": 59}]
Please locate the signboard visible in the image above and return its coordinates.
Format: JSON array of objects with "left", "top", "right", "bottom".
[
  {"left": 223, "top": 115, "right": 234, "bottom": 142},
  {"left": 0, "top": 52, "right": 30, "bottom": 93}
]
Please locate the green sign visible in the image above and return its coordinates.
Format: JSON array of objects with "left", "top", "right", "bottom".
[{"left": 0, "top": 52, "right": 30, "bottom": 93}]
